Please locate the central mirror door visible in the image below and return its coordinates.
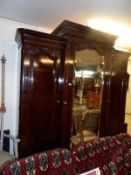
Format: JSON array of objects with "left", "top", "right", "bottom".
[{"left": 71, "top": 48, "right": 104, "bottom": 145}]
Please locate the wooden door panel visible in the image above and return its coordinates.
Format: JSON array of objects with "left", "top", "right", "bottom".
[
  {"left": 100, "top": 52, "right": 129, "bottom": 136},
  {"left": 17, "top": 30, "right": 69, "bottom": 157}
]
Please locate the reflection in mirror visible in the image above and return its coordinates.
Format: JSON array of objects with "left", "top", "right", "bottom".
[
  {"left": 74, "top": 49, "right": 103, "bottom": 109},
  {"left": 71, "top": 49, "right": 103, "bottom": 146}
]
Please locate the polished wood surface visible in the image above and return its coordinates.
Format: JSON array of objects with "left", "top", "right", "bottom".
[
  {"left": 15, "top": 21, "right": 129, "bottom": 157},
  {"left": 16, "top": 29, "right": 73, "bottom": 157},
  {"left": 52, "top": 20, "right": 129, "bottom": 137},
  {"left": 100, "top": 51, "right": 129, "bottom": 136}
]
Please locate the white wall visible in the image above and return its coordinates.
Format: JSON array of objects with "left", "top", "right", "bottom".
[
  {"left": 126, "top": 57, "right": 131, "bottom": 114},
  {"left": 0, "top": 17, "right": 51, "bottom": 137}
]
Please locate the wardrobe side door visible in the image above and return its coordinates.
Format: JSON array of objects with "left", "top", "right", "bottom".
[
  {"left": 108, "top": 52, "right": 128, "bottom": 135},
  {"left": 100, "top": 51, "right": 129, "bottom": 136},
  {"left": 19, "top": 34, "right": 68, "bottom": 157}
]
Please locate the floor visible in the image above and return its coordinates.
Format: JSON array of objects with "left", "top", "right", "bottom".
[{"left": 125, "top": 114, "right": 131, "bottom": 134}]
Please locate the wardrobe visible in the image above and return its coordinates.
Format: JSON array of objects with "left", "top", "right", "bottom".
[{"left": 16, "top": 20, "right": 129, "bottom": 158}]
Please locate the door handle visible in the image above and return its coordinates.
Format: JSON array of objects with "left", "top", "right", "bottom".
[
  {"left": 63, "top": 101, "right": 67, "bottom": 105},
  {"left": 57, "top": 99, "right": 60, "bottom": 104}
]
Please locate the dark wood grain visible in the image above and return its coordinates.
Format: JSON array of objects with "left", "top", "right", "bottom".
[
  {"left": 52, "top": 20, "right": 129, "bottom": 137},
  {"left": 16, "top": 29, "right": 72, "bottom": 158},
  {"left": 15, "top": 21, "right": 129, "bottom": 158}
]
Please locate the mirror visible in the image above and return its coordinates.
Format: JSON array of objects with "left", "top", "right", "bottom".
[{"left": 71, "top": 48, "right": 104, "bottom": 144}]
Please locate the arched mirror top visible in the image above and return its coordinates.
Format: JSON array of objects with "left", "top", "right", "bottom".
[{"left": 75, "top": 48, "right": 103, "bottom": 67}]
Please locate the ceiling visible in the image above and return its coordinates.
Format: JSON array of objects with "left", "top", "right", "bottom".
[{"left": 0, "top": 0, "right": 131, "bottom": 51}]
